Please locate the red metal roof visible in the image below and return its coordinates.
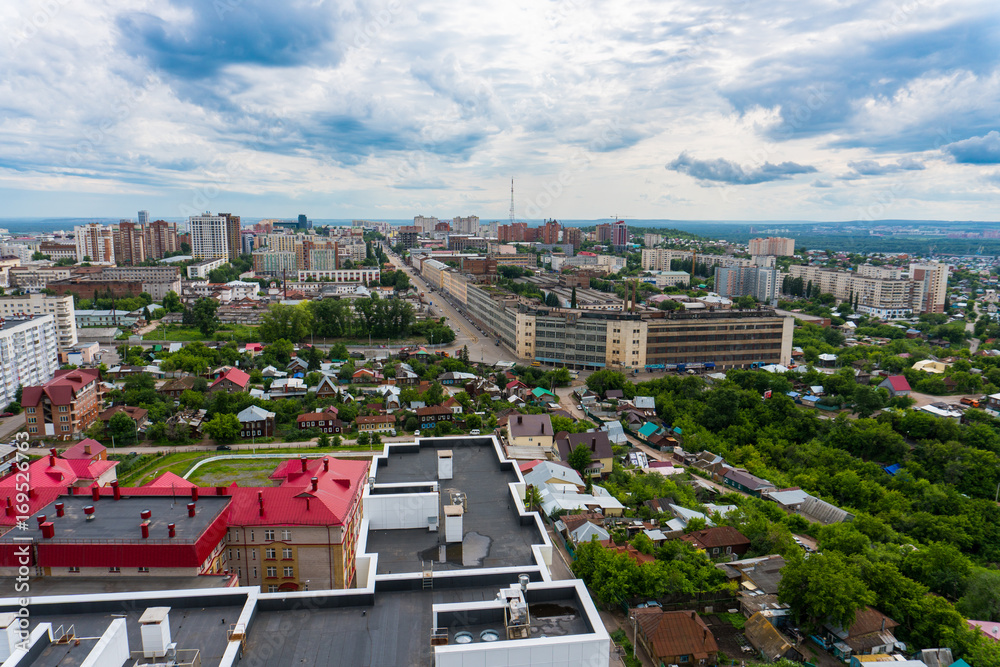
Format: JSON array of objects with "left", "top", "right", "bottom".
[
  {"left": 21, "top": 368, "right": 100, "bottom": 407},
  {"left": 884, "top": 375, "right": 911, "bottom": 391},
  {"left": 228, "top": 459, "right": 369, "bottom": 526},
  {"left": 210, "top": 367, "right": 251, "bottom": 389},
  {"left": 62, "top": 439, "right": 107, "bottom": 460},
  {"left": 145, "top": 472, "right": 197, "bottom": 489}
]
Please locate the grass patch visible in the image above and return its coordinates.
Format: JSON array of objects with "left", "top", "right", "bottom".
[
  {"left": 188, "top": 459, "right": 281, "bottom": 486},
  {"left": 120, "top": 446, "right": 377, "bottom": 487},
  {"left": 143, "top": 324, "right": 259, "bottom": 342},
  {"left": 717, "top": 612, "right": 746, "bottom": 630}
]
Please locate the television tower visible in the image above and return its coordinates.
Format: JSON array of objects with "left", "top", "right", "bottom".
[{"left": 509, "top": 179, "right": 515, "bottom": 224}]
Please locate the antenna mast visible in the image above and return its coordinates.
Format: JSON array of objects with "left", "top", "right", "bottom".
[{"left": 509, "top": 179, "right": 515, "bottom": 224}]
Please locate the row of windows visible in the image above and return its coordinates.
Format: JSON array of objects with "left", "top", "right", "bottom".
[
  {"left": 72, "top": 566, "right": 150, "bottom": 574},
  {"left": 230, "top": 529, "right": 293, "bottom": 542}
]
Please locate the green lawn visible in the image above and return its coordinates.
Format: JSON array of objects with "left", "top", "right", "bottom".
[
  {"left": 143, "top": 324, "right": 259, "bottom": 342},
  {"left": 122, "top": 446, "right": 377, "bottom": 486},
  {"left": 188, "top": 459, "right": 281, "bottom": 486}
]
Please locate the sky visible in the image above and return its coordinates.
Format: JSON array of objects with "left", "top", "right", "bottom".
[{"left": 0, "top": 0, "right": 998, "bottom": 222}]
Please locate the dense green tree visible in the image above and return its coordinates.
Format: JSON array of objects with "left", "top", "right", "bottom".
[
  {"left": 202, "top": 413, "right": 241, "bottom": 443},
  {"left": 258, "top": 303, "right": 314, "bottom": 343},
  {"left": 957, "top": 570, "right": 1000, "bottom": 622},
  {"left": 778, "top": 551, "right": 875, "bottom": 631},
  {"left": 191, "top": 298, "right": 220, "bottom": 336},
  {"left": 567, "top": 443, "right": 593, "bottom": 474}
]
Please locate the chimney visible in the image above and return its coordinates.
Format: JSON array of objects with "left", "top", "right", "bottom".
[
  {"left": 187, "top": 503, "right": 196, "bottom": 518},
  {"left": 191, "top": 487, "right": 199, "bottom": 502},
  {"left": 36, "top": 515, "right": 46, "bottom": 527},
  {"left": 323, "top": 458, "right": 329, "bottom": 472},
  {"left": 40, "top": 522, "right": 54, "bottom": 539},
  {"left": 112, "top": 481, "right": 121, "bottom": 500},
  {"left": 311, "top": 477, "right": 319, "bottom": 492},
  {"left": 881, "top": 618, "right": 886, "bottom": 632},
  {"left": 92, "top": 486, "right": 100, "bottom": 501},
  {"left": 84, "top": 443, "right": 91, "bottom": 455},
  {"left": 50, "top": 448, "right": 57, "bottom": 457},
  {"left": 49, "top": 454, "right": 56, "bottom": 467},
  {"left": 140, "top": 509, "right": 151, "bottom": 521},
  {"left": 168, "top": 523, "right": 176, "bottom": 538},
  {"left": 517, "top": 415, "right": 522, "bottom": 424},
  {"left": 141, "top": 523, "right": 150, "bottom": 539},
  {"left": 55, "top": 502, "right": 64, "bottom": 517},
  {"left": 258, "top": 491, "right": 264, "bottom": 516},
  {"left": 301, "top": 457, "right": 308, "bottom": 473},
  {"left": 84, "top": 505, "right": 95, "bottom": 520}
]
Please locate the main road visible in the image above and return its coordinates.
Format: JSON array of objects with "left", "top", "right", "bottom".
[{"left": 385, "top": 249, "right": 520, "bottom": 367}]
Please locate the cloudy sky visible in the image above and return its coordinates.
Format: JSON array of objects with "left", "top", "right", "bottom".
[{"left": 1, "top": 0, "right": 998, "bottom": 221}]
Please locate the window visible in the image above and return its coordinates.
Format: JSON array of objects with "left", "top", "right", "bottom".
[
  {"left": 109, "top": 566, "right": 121, "bottom": 573},
  {"left": 283, "top": 566, "right": 294, "bottom": 577},
  {"left": 267, "top": 585, "right": 279, "bottom": 593},
  {"left": 265, "top": 548, "right": 276, "bottom": 559},
  {"left": 282, "top": 530, "right": 292, "bottom": 541},
  {"left": 679, "top": 656, "right": 690, "bottom": 664},
  {"left": 61, "top": 426, "right": 69, "bottom": 431},
  {"left": 251, "top": 550, "right": 256, "bottom": 560},
  {"left": 228, "top": 549, "right": 232, "bottom": 560},
  {"left": 282, "top": 548, "right": 293, "bottom": 559},
  {"left": 250, "top": 530, "right": 254, "bottom": 541},
  {"left": 138, "top": 567, "right": 150, "bottom": 573},
  {"left": 264, "top": 529, "right": 275, "bottom": 541},
  {"left": 253, "top": 567, "right": 257, "bottom": 578},
  {"left": 68, "top": 566, "right": 80, "bottom": 573},
  {"left": 266, "top": 567, "right": 277, "bottom": 578},
  {"left": 58, "top": 405, "right": 68, "bottom": 412},
  {"left": 27, "top": 407, "right": 35, "bottom": 414}
]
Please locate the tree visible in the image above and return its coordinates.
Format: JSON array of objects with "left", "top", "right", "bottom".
[
  {"left": 202, "top": 413, "right": 241, "bottom": 443},
  {"left": 957, "top": 570, "right": 1000, "bottom": 622},
  {"left": 357, "top": 432, "right": 371, "bottom": 447},
  {"left": 107, "top": 412, "right": 138, "bottom": 447},
  {"left": 179, "top": 389, "right": 205, "bottom": 410},
  {"left": 778, "top": 551, "right": 875, "bottom": 632},
  {"left": 318, "top": 433, "right": 331, "bottom": 447},
  {"left": 162, "top": 290, "right": 183, "bottom": 312},
  {"left": 734, "top": 295, "right": 756, "bottom": 309},
  {"left": 545, "top": 291, "right": 560, "bottom": 308},
  {"left": 329, "top": 343, "right": 350, "bottom": 361},
  {"left": 259, "top": 303, "right": 314, "bottom": 343},
  {"left": 524, "top": 485, "right": 543, "bottom": 511},
  {"left": 465, "top": 414, "right": 482, "bottom": 431},
  {"left": 332, "top": 435, "right": 343, "bottom": 447},
  {"left": 852, "top": 385, "right": 887, "bottom": 419},
  {"left": 571, "top": 286, "right": 578, "bottom": 308},
  {"left": 191, "top": 298, "right": 219, "bottom": 336}
]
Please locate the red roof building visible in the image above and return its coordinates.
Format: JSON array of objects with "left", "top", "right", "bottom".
[
  {"left": 0, "top": 456, "right": 370, "bottom": 591},
  {"left": 209, "top": 367, "right": 251, "bottom": 393},
  {"left": 633, "top": 609, "right": 719, "bottom": 666},
  {"left": 680, "top": 525, "right": 752, "bottom": 558},
  {"left": 61, "top": 438, "right": 107, "bottom": 462},
  {"left": 21, "top": 368, "right": 101, "bottom": 440},
  {"left": 879, "top": 375, "right": 912, "bottom": 397}
]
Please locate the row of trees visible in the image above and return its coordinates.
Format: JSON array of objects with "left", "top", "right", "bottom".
[{"left": 258, "top": 297, "right": 417, "bottom": 343}]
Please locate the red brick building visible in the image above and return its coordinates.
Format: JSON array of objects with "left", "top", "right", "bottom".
[{"left": 22, "top": 368, "right": 102, "bottom": 440}]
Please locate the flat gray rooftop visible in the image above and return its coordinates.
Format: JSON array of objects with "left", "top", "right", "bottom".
[
  {"left": 22, "top": 574, "right": 234, "bottom": 597},
  {"left": 26, "top": 604, "right": 244, "bottom": 667},
  {"left": 368, "top": 441, "right": 542, "bottom": 574},
  {"left": 0, "top": 495, "right": 230, "bottom": 544},
  {"left": 245, "top": 587, "right": 500, "bottom": 667}
]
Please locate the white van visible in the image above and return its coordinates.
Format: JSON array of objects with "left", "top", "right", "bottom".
[{"left": 469, "top": 429, "right": 480, "bottom": 436}]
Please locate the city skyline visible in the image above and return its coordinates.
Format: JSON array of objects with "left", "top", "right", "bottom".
[{"left": 1, "top": 1, "right": 997, "bottom": 221}]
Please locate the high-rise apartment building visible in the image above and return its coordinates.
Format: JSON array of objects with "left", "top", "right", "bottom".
[
  {"left": 611, "top": 221, "right": 628, "bottom": 250},
  {"left": 112, "top": 221, "right": 146, "bottom": 265},
  {"left": 714, "top": 266, "right": 780, "bottom": 302},
  {"left": 596, "top": 223, "right": 612, "bottom": 243},
  {"left": 563, "top": 226, "right": 582, "bottom": 250},
  {"left": 189, "top": 213, "right": 231, "bottom": 261},
  {"left": 73, "top": 224, "right": 115, "bottom": 264},
  {"left": 144, "top": 220, "right": 179, "bottom": 259},
  {"left": 0, "top": 293, "right": 77, "bottom": 351},
  {"left": 414, "top": 215, "right": 440, "bottom": 233},
  {"left": 221, "top": 213, "right": 242, "bottom": 261},
  {"left": 398, "top": 226, "right": 421, "bottom": 249},
  {"left": 0, "top": 315, "right": 59, "bottom": 409},
  {"left": 452, "top": 215, "right": 480, "bottom": 235},
  {"left": 748, "top": 237, "right": 795, "bottom": 256},
  {"left": 541, "top": 220, "right": 561, "bottom": 245},
  {"left": 787, "top": 264, "right": 927, "bottom": 318},
  {"left": 909, "top": 262, "right": 949, "bottom": 314},
  {"left": 137, "top": 210, "right": 150, "bottom": 225}
]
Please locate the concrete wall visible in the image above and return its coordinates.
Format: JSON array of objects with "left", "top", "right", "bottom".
[{"left": 81, "top": 618, "right": 129, "bottom": 667}]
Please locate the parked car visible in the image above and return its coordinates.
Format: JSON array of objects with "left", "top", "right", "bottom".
[
  {"left": 0, "top": 412, "right": 13, "bottom": 418},
  {"left": 216, "top": 445, "right": 232, "bottom": 451},
  {"left": 470, "top": 429, "right": 480, "bottom": 436}
]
